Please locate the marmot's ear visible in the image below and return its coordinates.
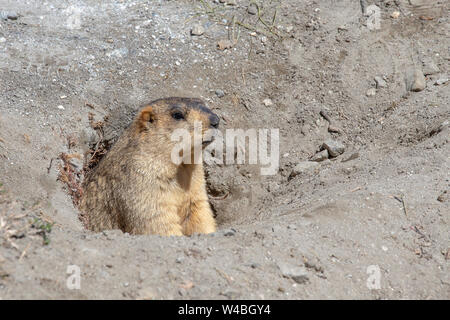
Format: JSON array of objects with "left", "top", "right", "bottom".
[{"left": 137, "top": 106, "right": 155, "bottom": 131}]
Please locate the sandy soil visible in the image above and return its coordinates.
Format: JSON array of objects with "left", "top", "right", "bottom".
[{"left": 0, "top": 0, "right": 448, "bottom": 299}]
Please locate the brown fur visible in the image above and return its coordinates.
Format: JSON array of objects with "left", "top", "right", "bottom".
[{"left": 80, "top": 97, "right": 219, "bottom": 236}]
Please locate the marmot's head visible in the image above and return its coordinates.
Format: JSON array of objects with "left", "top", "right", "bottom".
[{"left": 135, "top": 97, "right": 220, "bottom": 163}]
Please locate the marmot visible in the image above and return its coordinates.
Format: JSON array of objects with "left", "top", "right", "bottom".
[{"left": 80, "top": 97, "right": 220, "bottom": 236}]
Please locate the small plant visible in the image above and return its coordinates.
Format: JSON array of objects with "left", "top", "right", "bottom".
[{"left": 32, "top": 218, "right": 53, "bottom": 245}]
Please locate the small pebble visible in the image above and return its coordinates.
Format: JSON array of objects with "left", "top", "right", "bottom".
[
  {"left": 391, "top": 11, "right": 400, "bottom": 19},
  {"left": 263, "top": 98, "right": 273, "bottom": 107},
  {"left": 248, "top": 4, "right": 258, "bottom": 15},
  {"left": 322, "top": 139, "right": 345, "bottom": 157},
  {"left": 190, "top": 24, "right": 205, "bottom": 36},
  {"left": 374, "top": 76, "right": 387, "bottom": 88},
  {"left": 406, "top": 69, "right": 426, "bottom": 92},
  {"left": 215, "top": 89, "right": 225, "bottom": 98},
  {"left": 310, "top": 149, "right": 329, "bottom": 162}
]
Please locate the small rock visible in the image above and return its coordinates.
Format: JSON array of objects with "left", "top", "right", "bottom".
[
  {"left": 263, "top": 98, "right": 273, "bottom": 107},
  {"left": 247, "top": 4, "right": 258, "bottom": 15},
  {"left": 286, "top": 26, "right": 294, "bottom": 33},
  {"left": 406, "top": 69, "right": 426, "bottom": 92},
  {"left": 278, "top": 262, "right": 309, "bottom": 284},
  {"left": 217, "top": 39, "right": 233, "bottom": 50},
  {"left": 366, "top": 88, "right": 376, "bottom": 97},
  {"left": 374, "top": 76, "right": 387, "bottom": 88},
  {"left": 310, "top": 149, "right": 329, "bottom": 162},
  {"left": 391, "top": 11, "right": 400, "bottom": 19},
  {"left": 57, "top": 105, "right": 65, "bottom": 110},
  {"left": 215, "top": 89, "right": 225, "bottom": 98},
  {"left": 0, "top": 37, "right": 5, "bottom": 43},
  {"left": 303, "top": 256, "right": 324, "bottom": 273},
  {"left": 222, "top": 228, "right": 236, "bottom": 236},
  {"left": 0, "top": 11, "right": 18, "bottom": 20},
  {"left": 226, "top": 0, "right": 237, "bottom": 5},
  {"left": 190, "top": 24, "right": 205, "bottom": 36},
  {"left": 437, "top": 191, "right": 448, "bottom": 203},
  {"left": 290, "top": 161, "right": 320, "bottom": 178},
  {"left": 175, "top": 257, "right": 184, "bottom": 264},
  {"left": 322, "top": 139, "right": 345, "bottom": 157},
  {"left": 328, "top": 125, "right": 342, "bottom": 134}
]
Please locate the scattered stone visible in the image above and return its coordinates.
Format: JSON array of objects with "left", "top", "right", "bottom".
[
  {"left": 0, "top": 11, "right": 18, "bottom": 20},
  {"left": 391, "top": 11, "right": 400, "bottom": 19},
  {"left": 222, "top": 228, "right": 236, "bottom": 236},
  {"left": 437, "top": 190, "right": 448, "bottom": 203},
  {"left": 278, "top": 262, "right": 309, "bottom": 284},
  {"left": 366, "top": 88, "right": 376, "bottom": 97},
  {"left": 263, "top": 98, "right": 273, "bottom": 107},
  {"left": 289, "top": 161, "right": 320, "bottom": 178},
  {"left": 303, "top": 256, "right": 324, "bottom": 273},
  {"left": 215, "top": 89, "right": 225, "bottom": 98},
  {"left": 374, "top": 76, "right": 387, "bottom": 88},
  {"left": 0, "top": 37, "right": 6, "bottom": 43},
  {"left": 175, "top": 257, "right": 184, "bottom": 264},
  {"left": 247, "top": 4, "right": 258, "bottom": 15},
  {"left": 310, "top": 149, "right": 329, "bottom": 162},
  {"left": 190, "top": 24, "right": 205, "bottom": 36},
  {"left": 406, "top": 68, "right": 426, "bottom": 92},
  {"left": 217, "top": 39, "right": 233, "bottom": 50},
  {"left": 322, "top": 139, "right": 345, "bottom": 157},
  {"left": 328, "top": 125, "right": 342, "bottom": 134}
]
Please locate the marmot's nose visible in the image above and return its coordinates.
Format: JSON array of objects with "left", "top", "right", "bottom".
[{"left": 209, "top": 114, "right": 220, "bottom": 129}]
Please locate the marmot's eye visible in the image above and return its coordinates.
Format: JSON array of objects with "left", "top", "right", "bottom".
[{"left": 171, "top": 111, "right": 185, "bottom": 120}]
